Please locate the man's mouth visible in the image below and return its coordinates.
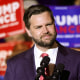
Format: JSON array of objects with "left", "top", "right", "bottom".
[{"left": 42, "top": 34, "right": 52, "bottom": 39}]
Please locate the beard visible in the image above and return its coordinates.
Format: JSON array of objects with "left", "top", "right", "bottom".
[{"left": 32, "top": 32, "right": 57, "bottom": 48}]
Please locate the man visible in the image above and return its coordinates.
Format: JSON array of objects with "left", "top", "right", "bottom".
[{"left": 4, "top": 5, "right": 80, "bottom": 80}]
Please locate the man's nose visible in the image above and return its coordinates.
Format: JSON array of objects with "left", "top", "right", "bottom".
[{"left": 43, "top": 26, "right": 49, "bottom": 33}]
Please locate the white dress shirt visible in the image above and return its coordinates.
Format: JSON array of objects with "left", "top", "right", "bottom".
[{"left": 34, "top": 45, "right": 58, "bottom": 70}]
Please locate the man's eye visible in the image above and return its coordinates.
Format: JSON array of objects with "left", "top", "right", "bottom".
[
  {"left": 46, "top": 24, "right": 52, "bottom": 26},
  {"left": 36, "top": 26, "right": 42, "bottom": 29}
]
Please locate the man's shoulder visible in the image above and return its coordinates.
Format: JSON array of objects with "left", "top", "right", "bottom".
[
  {"left": 58, "top": 42, "right": 80, "bottom": 57},
  {"left": 62, "top": 46, "right": 80, "bottom": 59},
  {"left": 65, "top": 46, "right": 80, "bottom": 55}
]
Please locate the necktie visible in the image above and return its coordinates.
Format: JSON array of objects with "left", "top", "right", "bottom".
[
  {"left": 40, "top": 53, "right": 48, "bottom": 58},
  {"left": 40, "top": 53, "right": 49, "bottom": 80}
]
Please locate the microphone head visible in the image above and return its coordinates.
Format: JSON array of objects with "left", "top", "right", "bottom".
[
  {"left": 51, "top": 63, "right": 65, "bottom": 80},
  {"left": 40, "top": 56, "right": 50, "bottom": 67},
  {"left": 35, "top": 67, "right": 45, "bottom": 80},
  {"left": 37, "top": 67, "right": 44, "bottom": 74},
  {"left": 56, "top": 63, "right": 65, "bottom": 73}
]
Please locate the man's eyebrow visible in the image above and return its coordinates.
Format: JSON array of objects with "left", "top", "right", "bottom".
[{"left": 46, "top": 21, "right": 54, "bottom": 25}]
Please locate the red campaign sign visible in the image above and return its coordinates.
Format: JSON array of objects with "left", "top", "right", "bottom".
[
  {"left": 0, "top": 41, "right": 33, "bottom": 76},
  {"left": 0, "top": 0, "right": 25, "bottom": 39},
  {"left": 0, "top": 42, "right": 14, "bottom": 76}
]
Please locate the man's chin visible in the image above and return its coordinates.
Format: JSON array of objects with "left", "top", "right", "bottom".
[{"left": 40, "top": 42, "right": 53, "bottom": 47}]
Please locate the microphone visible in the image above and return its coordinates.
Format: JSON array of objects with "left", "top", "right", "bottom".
[
  {"left": 35, "top": 56, "right": 50, "bottom": 80},
  {"left": 60, "top": 70, "right": 70, "bottom": 80},
  {"left": 35, "top": 67, "right": 45, "bottom": 80},
  {"left": 51, "top": 63, "right": 65, "bottom": 80},
  {"left": 40, "top": 56, "right": 50, "bottom": 68}
]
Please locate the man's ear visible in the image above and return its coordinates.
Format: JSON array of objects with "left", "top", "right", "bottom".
[{"left": 25, "top": 27, "right": 32, "bottom": 37}]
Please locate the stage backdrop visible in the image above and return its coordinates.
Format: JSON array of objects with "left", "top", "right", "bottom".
[
  {"left": 0, "top": 0, "right": 25, "bottom": 39},
  {"left": 0, "top": 4, "right": 80, "bottom": 80},
  {"left": 49, "top": 6, "right": 80, "bottom": 48}
]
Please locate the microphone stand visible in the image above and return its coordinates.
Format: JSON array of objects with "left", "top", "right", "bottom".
[
  {"left": 35, "top": 67, "right": 47, "bottom": 80},
  {"left": 35, "top": 56, "right": 50, "bottom": 80},
  {"left": 35, "top": 56, "right": 65, "bottom": 80},
  {"left": 35, "top": 68, "right": 61, "bottom": 80}
]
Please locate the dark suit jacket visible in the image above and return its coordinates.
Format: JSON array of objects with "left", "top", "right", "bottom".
[{"left": 4, "top": 43, "right": 80, "bottom": 80}]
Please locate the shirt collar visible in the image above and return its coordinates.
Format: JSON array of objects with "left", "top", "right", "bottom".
[{"left": 34, "top": 44, "right": 58, "bottom": 58}]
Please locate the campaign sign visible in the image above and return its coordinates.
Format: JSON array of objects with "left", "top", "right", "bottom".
[
  {"left": 0, "top": 41, "right": 33, "bottom": 79},
  {"left": 0, "top": 0, "right": 25, "bottom": 39},
  {"left": 49, "top": 6, "right": 80, "bottom": 48},
  {"left": 0, "top": 42, "right": 13, "bottom": 80}
]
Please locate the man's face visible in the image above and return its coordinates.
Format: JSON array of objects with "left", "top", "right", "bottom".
[{"left": 27, "top": 11, "right": 57, "bottom": 47}]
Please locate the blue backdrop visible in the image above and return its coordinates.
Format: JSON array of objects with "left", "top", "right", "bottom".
[{"left": 49, "top": 6, "right": 80, "bottom": 48}]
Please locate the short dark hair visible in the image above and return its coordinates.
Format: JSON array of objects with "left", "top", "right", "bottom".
[{"left": 23, "top": 5, "right": 54, "bottom": 29}]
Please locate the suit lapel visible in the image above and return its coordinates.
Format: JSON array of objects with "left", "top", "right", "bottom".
[
  {"left": 56, "top": 44, "right": 71, "bottom": 69},
  {"left": 24, "top": 46, "right": 36, "bottom": 80},
  {"left": 56, "top": 45, "right": 66, "bottom": 65}
]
